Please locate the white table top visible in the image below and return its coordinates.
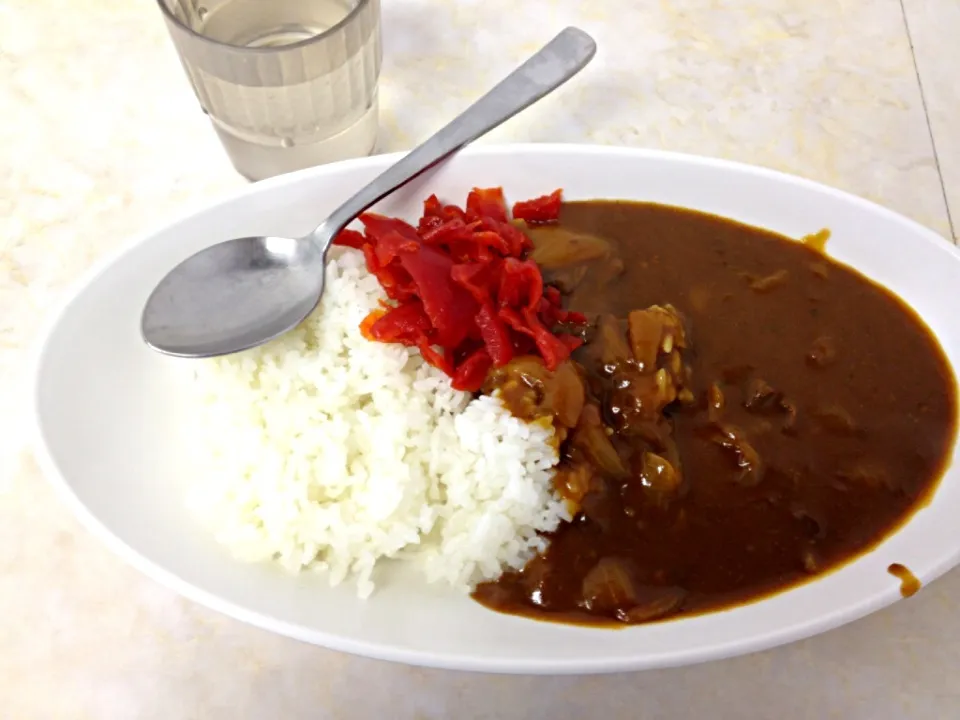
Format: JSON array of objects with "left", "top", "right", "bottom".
[{"left": 4, "top": 0, "right": 960, "bottom": 717}]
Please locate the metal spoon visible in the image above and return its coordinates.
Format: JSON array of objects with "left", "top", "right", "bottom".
[{"left": 141, "top": 27, "right": 596, "bottom": 357}]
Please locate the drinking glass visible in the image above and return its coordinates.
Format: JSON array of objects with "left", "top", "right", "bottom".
[{"left": 156, "top": 0, "right": 382, "bottom": 180}]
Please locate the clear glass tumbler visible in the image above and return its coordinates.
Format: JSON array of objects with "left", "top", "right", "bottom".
[{"left": 156, "top": 0, "right": 382, "bottom": 180}]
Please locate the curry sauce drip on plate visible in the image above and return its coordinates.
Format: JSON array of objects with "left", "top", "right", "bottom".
[
  {"left": 473, "top": 201, "right": 957, "bottom": 626},
  {"left": 888, "top": 563, "right": 921, "bottom": 598}
]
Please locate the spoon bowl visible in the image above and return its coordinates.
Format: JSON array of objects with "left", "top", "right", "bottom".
[
  {"left": 140, "top": 27, "right": 597, "bottom": 358},
  {"left": 141, "top": 235, "right": 326, "bottom": 357}
]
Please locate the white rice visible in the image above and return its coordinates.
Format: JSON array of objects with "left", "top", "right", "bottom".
[{"left": 186, "top": 248, "right": 568, "bottom": 597}]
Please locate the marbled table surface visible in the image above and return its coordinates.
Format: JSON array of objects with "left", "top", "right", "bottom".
[{"left": 3, "top": 0, "right": 960, "bottom": 717}]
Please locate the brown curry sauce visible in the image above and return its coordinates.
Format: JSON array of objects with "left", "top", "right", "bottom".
[
  {"left": 473, "top": 201, "right": 957, "bottom": 626},
  {"left": 888, "top": 563, "right": 921, "bottom": 598}
]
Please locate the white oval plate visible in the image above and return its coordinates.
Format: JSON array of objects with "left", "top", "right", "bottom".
[{"left": 31, "top": 145, "right": 960, "bottom": 674}]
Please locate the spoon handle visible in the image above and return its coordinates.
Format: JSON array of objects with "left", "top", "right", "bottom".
[{"left": 310, "top": 26, "right": 597, "bottom": 248}]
